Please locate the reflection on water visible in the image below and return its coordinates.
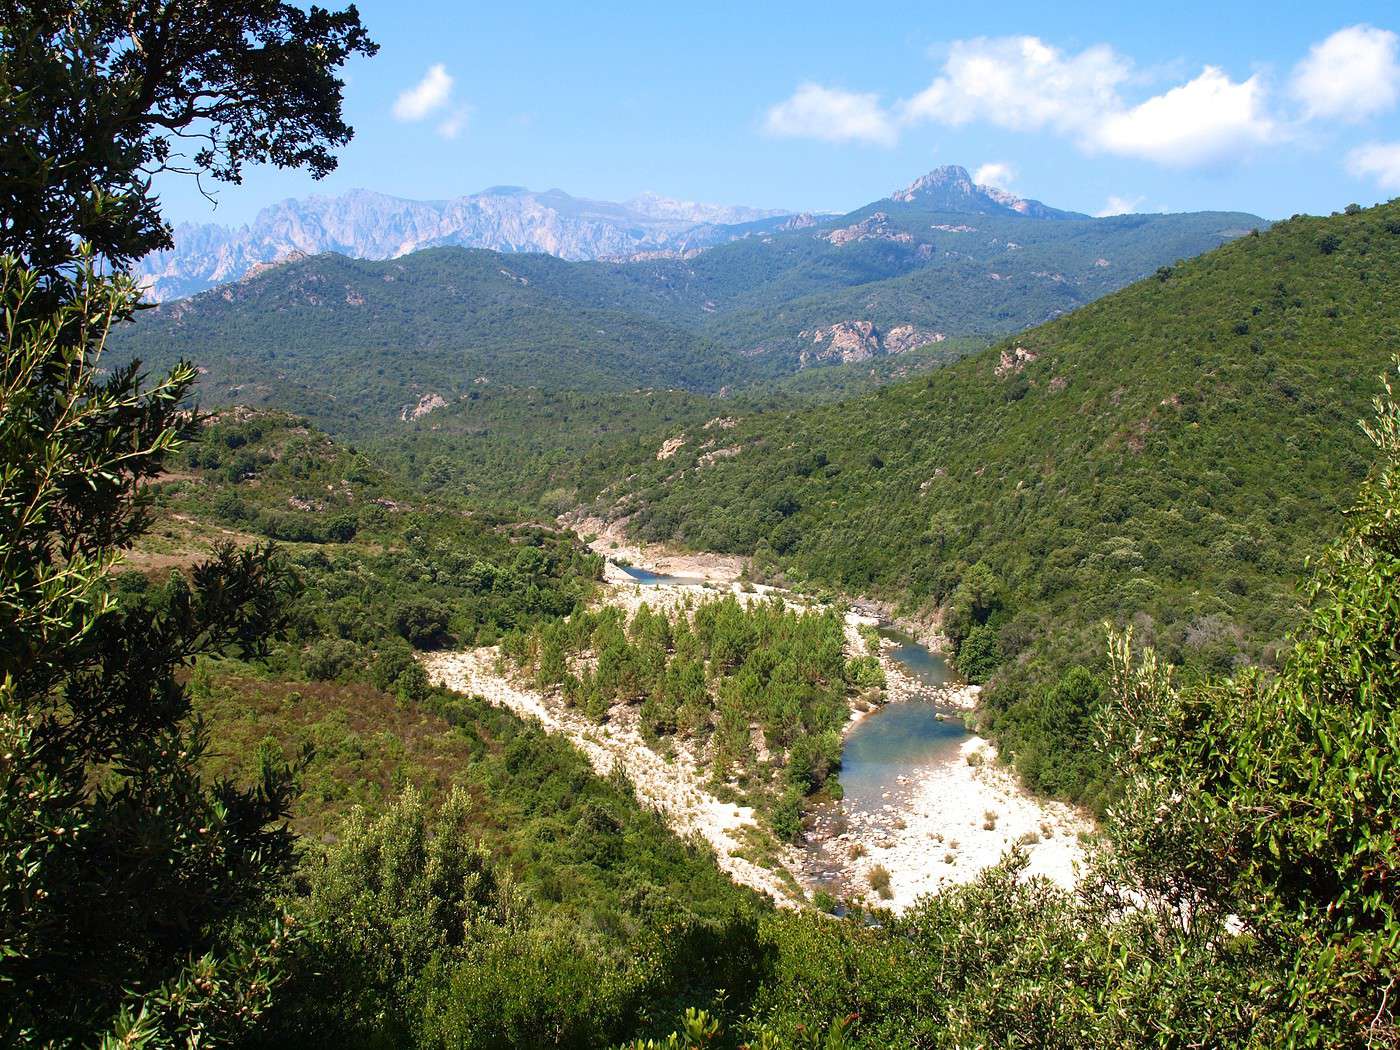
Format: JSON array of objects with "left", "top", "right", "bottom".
[
  {"left": 839, "top": 628, "right": 967, "bottom": 815},
  {"left": 840, "top": 702, "right": 967, "bottom": 814},
  {"left": 616, "top": 564, "right": 706, "bottom": 587},
  {"left": 877, "top": 626, "right": 953, "bottom": 689}
]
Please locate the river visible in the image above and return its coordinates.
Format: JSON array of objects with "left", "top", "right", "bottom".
[
  {"left": 602, "top": 557, "right": 1088, "bottom": 906},
  {"left": 838, "top": 627, "right": 969, "bottom": 815},
  {"left": 616, "top": 564, "right": 708, "bottom": 587}
]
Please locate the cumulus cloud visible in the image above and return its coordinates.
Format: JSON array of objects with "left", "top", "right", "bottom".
[
  {"left": 393, "top": 64, "right": 454, "bottom": 122},
  {"left": 973, "top": 162, "right": 1016, "bottom": 188},
  {"left": 1090, "top": 67, "right": 1276, "bottom": 167},
  {"left": 1347, "top": 141, "right": 1400, "bottom": 190},
  {"left": 762, "top": 28, "right": 1397, "bottom": 174},
  {"left": 763, "top": 83, "right": 897, "bottom": 146},
  {"left": 900, "top": 36, "right": 1129, "bottom": 135},
  {"left": 1291, "top": 25, "right": 1400, "bottom": 123},
  {"left": 899, "top": 38, "right": 1275, "bottom": 168},
  {"left": 1095, "top": 194, "right": 1146, "bottom": 217}
]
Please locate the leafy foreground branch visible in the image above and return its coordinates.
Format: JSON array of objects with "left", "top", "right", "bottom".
[{"left": 1, "top": 257, "right": 302, "bottom": 1045}]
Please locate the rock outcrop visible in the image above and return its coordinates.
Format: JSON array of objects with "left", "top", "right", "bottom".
[
  {"left": 401, "top": 392, "right": 449, "bottom": 421},
  {"left": 890, "top": 166, "right": 1084, "bottom": 220},
  {"left": 799, "top": 321, "right": 945, "bottom": 365},
  {"left": 994, "top": 346, "right": 1040, "bottom": 377},
  {"left": 823, "top": 212, "right": 915, "bottom": 247}
]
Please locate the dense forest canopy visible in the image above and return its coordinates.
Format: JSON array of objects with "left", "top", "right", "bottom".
[
  {"left": 2, "top": 3, "right": 1397, "bottom": 1046},
  {"left": 579, "top": 201, "right": 1400, "bottom": 807}
]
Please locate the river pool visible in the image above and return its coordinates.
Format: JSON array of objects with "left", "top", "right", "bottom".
[
  {"left": 838, "top": 628, "right": 968, "bottom": 815},
  {"left": 616, "top": 564, "right": 708, "bottom": 587}
]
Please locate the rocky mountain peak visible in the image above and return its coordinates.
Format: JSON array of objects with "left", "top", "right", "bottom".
[
  {"left": 892, "top": 165, "right": 978, "bottom": 201},
  {"left": 890, "top": 165, "right": 1084, "bottom": 220}
]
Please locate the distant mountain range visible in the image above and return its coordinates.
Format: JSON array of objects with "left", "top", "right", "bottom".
[
  {"left": 133, "top": 166, "right": 1115, "bottom": 302},
  {"left": 114, "top": 165, "right": 1266, "bottom": 433},
  {"left": 135, "top": 186, "right": 792, "bottom": 301}
]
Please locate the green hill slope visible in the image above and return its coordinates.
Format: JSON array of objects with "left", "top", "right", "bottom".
[
  {"left": 693, "top": 205, "right": 1263, "bottom": 367},
  {"left": 113, "top": 187, "right": 1263, "bottom": 434},
  {"left": 588, "top": 201, "right": 1400, "bottom": 804},
  {"left": 116, "top": 249, "right": 741, "bottom": 432}
]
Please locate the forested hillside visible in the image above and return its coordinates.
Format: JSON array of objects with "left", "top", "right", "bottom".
[
  {"left": 119, "top": 249, "right": 737, "bottom": 430},
  {"left": 112, "top": 171, "right": 1262, "bottom": 434},
  {"left": 10, "top": 5, "right": 1399, "bottom": 1045},
  {"left": 588, "top": 200, "right": 1400, "bottom": 805},
  {"left": 366, "top": 343, "right": 981, "bottom": 512}
]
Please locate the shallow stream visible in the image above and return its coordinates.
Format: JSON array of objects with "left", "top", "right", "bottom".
[
  {"left": 838, "top": 628, "right": 969, "bottom": 815},
  {"left": 616, "top": 564, "right": 707, "bottom": 587}
]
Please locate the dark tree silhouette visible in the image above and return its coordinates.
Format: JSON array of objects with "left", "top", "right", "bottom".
[{"left": 0, "top": 0, "right": 377, "bottom": 271}]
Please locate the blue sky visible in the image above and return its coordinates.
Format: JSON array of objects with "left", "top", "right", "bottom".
[{"left": 156, "top": 1, "right": 1400, "bottom": 226}]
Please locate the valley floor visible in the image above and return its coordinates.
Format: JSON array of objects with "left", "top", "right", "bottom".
[
  {"left": 800, "top": 734, "right": 1090, "bottom": 910},
  {"left": 424, "top": 542, "right": 1094, "bottom": 912},
  {"left": 422, "top": 641, "right": 805, "bottom": 905}
]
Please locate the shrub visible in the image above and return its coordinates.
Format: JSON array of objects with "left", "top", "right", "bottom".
[
  {"left": 844, "top": 654, "right": 886, "bottom": 690},
  {"left": 392, "top": 598, "right": 452, "bottom": 649},
  {"left": 770, "top": 787, "right": 803, "bottom": 843},
  {"left": 325, "top": 512, "right": 359, "bottom": 543},
  {"left": 957, "top": 624, "right": 1002, "bottom": 683},
  {"left": 304, "top": 638, "right": 362, "bottom": 681},
  {"left": 867, "top": 865, "right": 893, "bottom": 899}
]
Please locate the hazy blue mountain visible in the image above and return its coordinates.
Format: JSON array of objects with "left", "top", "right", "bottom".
[
  {"left": 135, "top": 186, "right": 792, "bottom": 301},
  {"left": 115, "top": 166, "right": 1266, "bottom": 431}
]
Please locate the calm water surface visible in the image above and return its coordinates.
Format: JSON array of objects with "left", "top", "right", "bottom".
[
  {"left": 616, "top": 564, "right": 706, "bottom": 586},
  {"left": 839, "top": 627, "right": 968, "bottom": 814}
]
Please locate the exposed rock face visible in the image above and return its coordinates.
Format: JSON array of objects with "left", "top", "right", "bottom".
[
  {"left": 806, "top": 320, "right": 878, "bottom": 362},
  {"left": 883, "top": 324, "right": 946, "bottom": 354},
  {"left": 697, "top": 445, "right": 741, "bottom": 467},
  {"left": 137, "top": 186, "right": 790, "bottom": 301},
  {"left": 799, "top": 321, "right": 945, "bottom": 365},
  {"left": 995, "top": 346, "right": 1040, "bottom": 377},
  {"left": 402, "top": 392, "right": 449, "bottom": 421},
  {"left": 890, "top": 166, "right": 1084, "bottom": 220},
  {"left": 823, "top": 212, "right": 915, "bottom": 247}
]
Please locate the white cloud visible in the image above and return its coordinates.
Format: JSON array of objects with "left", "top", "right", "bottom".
[
  {"left": 1291, "top": 25, "right": 1400, "bottom": 123},
  {"left": 973, "top": 162, "right": 1016, "bottom": 188},
  {"left": 1095, "top": 194, "right": 1146, "bottom": 217},
  {"left": 763, "top": 83, "right": 897, "bottom": 146},
  {"left": 1090, "top": 66, "right": 1275, "bottom": 167},
  {"left": 900, "top": 36, "right": 1129, "bottom": 134},
  {"left": 437, "top": 106, "right": 473, "bottom": 140},
  {"left": 762, "top": 31, "right": 1400, "bottom": 171},
  {"left": 1347, "top": 141, "right": 1400, "bottom": 191},
  {"left": 895, "top": 37, "right": 1274, "bottom": 169},
  {"left": 393, "top": 64, "right": 454, "bottom": 121}
]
